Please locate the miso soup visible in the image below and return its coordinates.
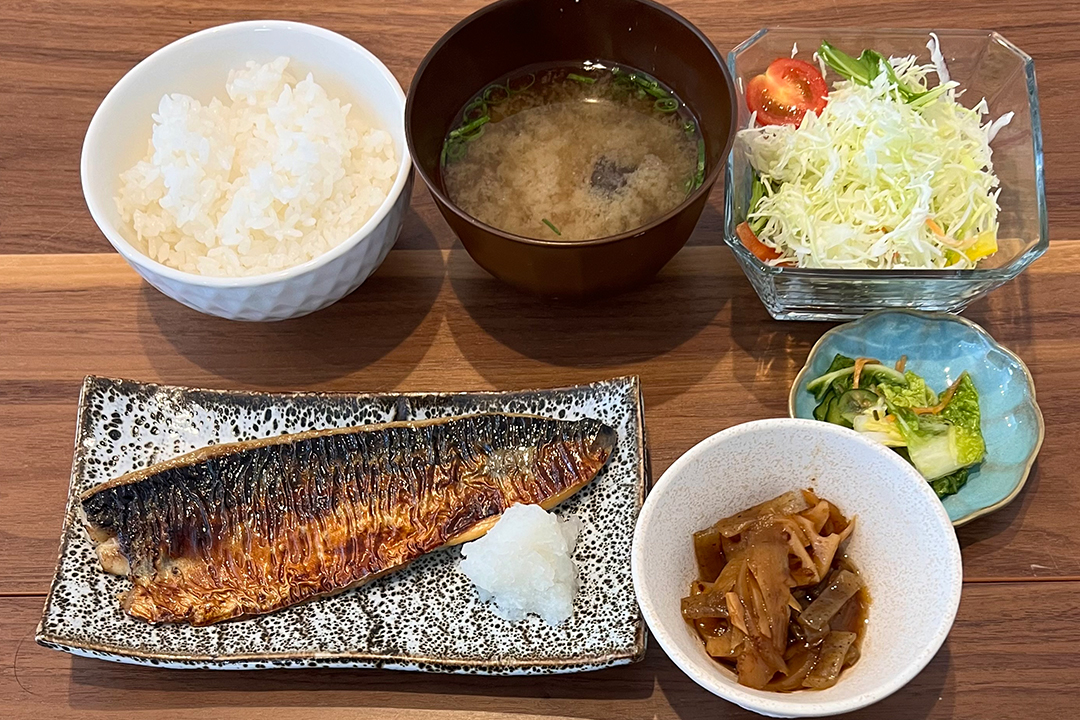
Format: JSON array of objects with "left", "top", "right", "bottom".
[{"left": 441, "top": 62, "right": 704, "bottom": 241}]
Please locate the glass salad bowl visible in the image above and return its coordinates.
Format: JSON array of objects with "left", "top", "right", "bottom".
[{"left": 725, "top": 28, "right": 1047, "bottom": 321}]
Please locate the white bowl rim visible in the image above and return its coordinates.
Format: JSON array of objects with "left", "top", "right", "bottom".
[
  {"left": 631, "top": 417, "right": 963, "bottom": 718},
  {"left": 80, "top": 19, "right": 413, "bottom": 289}
]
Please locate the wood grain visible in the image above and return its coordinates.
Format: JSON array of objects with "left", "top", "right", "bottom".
[
  {"left": 1, "top": 244, "right": 1077, "bottom": 597},
  {"left": 4, "top": 583, "right": 1079, "bottom": 718},
  {"left": 4, "top": 1, "right": 1080, "bottom": 714},
  {"left": 2, "top": 0, "right": 1079, "bottom": 255}
]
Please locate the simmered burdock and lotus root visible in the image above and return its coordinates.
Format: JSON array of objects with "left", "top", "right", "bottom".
[{"left": 682, "top": 490, "right": 868, "bottom": 691}]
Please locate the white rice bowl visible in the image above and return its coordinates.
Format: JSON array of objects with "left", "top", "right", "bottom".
[{"left": 116, "top": 56, "right": 398, "bottom": 277}]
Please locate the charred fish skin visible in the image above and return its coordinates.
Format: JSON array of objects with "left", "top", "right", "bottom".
[{"left": 80, "top": 413, "right": 617, "bottom": 626}]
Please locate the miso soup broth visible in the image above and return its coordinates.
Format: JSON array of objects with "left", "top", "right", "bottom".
[{"left": 441, "top": 62, "right": 704, "bottom": 241}]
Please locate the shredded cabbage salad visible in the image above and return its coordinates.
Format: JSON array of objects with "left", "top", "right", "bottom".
[{"left": 739, "top": 36, "right": 1012, "bottom": 270}]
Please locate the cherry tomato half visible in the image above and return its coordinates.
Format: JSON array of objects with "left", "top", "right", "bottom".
[{"left": 746, "top": 58, "right": 828, "bottom": 127}]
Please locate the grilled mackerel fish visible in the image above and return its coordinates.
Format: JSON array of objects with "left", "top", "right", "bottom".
[{"left": 80, "top": 413, "right": 616, "bottom": 626}]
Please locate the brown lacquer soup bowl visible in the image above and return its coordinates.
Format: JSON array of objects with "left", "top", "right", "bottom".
[{"left": 405, "top": 0, "right": 736, "bottom": 298}]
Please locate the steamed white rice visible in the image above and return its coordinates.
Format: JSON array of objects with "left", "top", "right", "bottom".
[
  {"left": 116, "top": 56, "right": 398, "bottom": 277},
  {"left": 458, "top": 503, "right": 581, "bottom": 626}
]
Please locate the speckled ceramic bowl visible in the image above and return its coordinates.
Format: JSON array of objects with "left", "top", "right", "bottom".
[
  {"left": 789, "top": 310, "right": 1044, "bottom": 526},
  {"left": 632, "top": 419, "right": 962, "bottom": 718}
]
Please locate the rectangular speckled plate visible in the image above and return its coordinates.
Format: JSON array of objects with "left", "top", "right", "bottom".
[{"left": 36, "top": 376, "right": 649, "bottom": 673}]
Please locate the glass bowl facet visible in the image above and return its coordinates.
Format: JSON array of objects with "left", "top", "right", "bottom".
[{"left": 725, "top": 29, "right": 1047, "bottom": 321}]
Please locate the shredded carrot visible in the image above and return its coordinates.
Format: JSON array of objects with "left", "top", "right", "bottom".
[
  {"left": 912, "top": 376, "right": 962, "bottom": 415},
  {"left": 736, "top": 222, "right": 782, "bottom": 262},
  {"left": 852, "top": 358, "right": 869, "bottom": 389},
  {"left": 851, "top": 357, "right": 881, "bottom": 390},
  {"left": 926, "top": 218, "right": 978, "bottom": 250}
]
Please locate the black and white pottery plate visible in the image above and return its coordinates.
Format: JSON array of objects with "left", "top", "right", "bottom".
[{"left": 37, "top": 375, "right": 649, "bottom": 673}]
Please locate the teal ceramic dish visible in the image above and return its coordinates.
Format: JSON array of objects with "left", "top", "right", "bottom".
[{"left": 789, "top": 310, "right": 1044, "bottom": 526}]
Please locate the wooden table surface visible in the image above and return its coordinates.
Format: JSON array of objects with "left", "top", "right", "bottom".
[{"left": 3, "top": 1, "right": 1080, "bottom": 718}]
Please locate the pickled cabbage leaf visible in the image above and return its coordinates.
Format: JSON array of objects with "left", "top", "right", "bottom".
[
  {"left": 891, "top": 373, "right": 985, "bottom": 480},
  {"left": 877, "top": 371, "right": 937, "bottom": 408},
  {"left": 851, "top": 411, "right": 905, "bottom": 447},
  {"left": 929, "top": 467, "right": 969, "bottom": 499},
  {"left": 940, "top": 372, "right": 983, "bottom": 440}
]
